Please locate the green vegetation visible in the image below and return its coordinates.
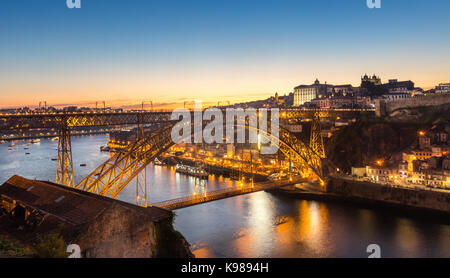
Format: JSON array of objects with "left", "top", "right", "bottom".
[
  {"left": 0, "top": 236, "right": 30, "bottom": 257},
  {"left": 327, "top": 103, "right": 450, "bottom": 173},
  {"left": 152, "top": 214, "right": 193, "bottom": 258},
  {"left": 34, "top": 232, "right": 68, "bottom": 258},
  {"left": 387, "top": 104, "right": 450, "bottom": 124},
  {"left": 326, "top": 119, "right": 419, "bottom": 173}
]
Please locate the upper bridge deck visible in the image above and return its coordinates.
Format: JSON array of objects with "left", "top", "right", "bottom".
[{"left": 0, "top": 108, "right": 374, "bottom": 131}]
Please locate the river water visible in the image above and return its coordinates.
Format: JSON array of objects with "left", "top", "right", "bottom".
[{"left": 0, "top": 135, "right": 448, "bottom": 258}]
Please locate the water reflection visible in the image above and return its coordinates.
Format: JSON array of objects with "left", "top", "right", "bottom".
[
  {"left": 174, "top": 193, "right": 450, "bottom": 258},
  {"left": 0, "top": 135, "right": 449, "bottom": 258}
]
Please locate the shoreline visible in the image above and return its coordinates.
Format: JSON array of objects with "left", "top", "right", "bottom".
[{"left": 270, "top": 186, "right": 450, "bottom": 220}]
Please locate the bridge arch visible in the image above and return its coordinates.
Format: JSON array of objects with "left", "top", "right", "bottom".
[{"left": 75, "top": 119, "right": 326, "bottom": 201}]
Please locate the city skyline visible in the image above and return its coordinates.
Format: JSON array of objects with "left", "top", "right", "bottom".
[{"left": 1, "top": 0, "right": 450, "bottom": 109}]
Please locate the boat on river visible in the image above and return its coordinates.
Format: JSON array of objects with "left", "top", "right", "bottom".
[{"left": 176, "top": 164, "right": 208, "bottom": 178}]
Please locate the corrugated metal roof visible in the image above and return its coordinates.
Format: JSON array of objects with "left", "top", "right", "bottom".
[{"left": 0, "top": 175, "right": 171, "bottom": 226}]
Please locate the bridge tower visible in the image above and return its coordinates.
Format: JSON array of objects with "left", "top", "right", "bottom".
[
  {"left": 309, "top": 113, "right": 326, "bottom": 187},
  {"left": 309, "top": 113, "right": 325, "bottom": 159},
  {"left": 136, "top": 166, "right": 147, "bottom": 207},
  {"left": 135, "top": 112, "right": 148, "bottom": 207},
  {"left": 56, "top": 123, "right": 75, "bottom": 187}
]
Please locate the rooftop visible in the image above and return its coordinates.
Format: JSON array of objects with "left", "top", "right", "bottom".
[{"left": 0, "top": 175, "right": 170, "bottom": 226}]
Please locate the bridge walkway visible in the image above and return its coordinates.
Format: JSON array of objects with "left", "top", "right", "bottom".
[{"left": 150, "top": 177, "right": 306, "bottom": 210}]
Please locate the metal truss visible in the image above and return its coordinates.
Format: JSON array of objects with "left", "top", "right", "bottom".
[
  {"left": 280, "top": 108, "right": 375, "bottom": 120},
  {"left": 310, "top": 114, "right": 325, "bottom": 159},
  {"left": 252, "top": 125, "right": 325, "bottom": 181},
  {"left": 0, "top": 111, "right": 172, "bottom": 130},
  {"left": 136, "top": 166, "right": 148, "bottom": 207},
  {"left": 279, "top": 130, "right": 324, "bottom": 181},
  {"left": 75, "top": 123, "right": 176, "bottom": 199},
  {"left": 56, "top": 126, "right": 75, "bottom": 187},
  {"left": 76, "top": 119, "right": 325, "bottom": 203},
  {"left": 0, "top": 108, "right": 374, "bottom": 131}
]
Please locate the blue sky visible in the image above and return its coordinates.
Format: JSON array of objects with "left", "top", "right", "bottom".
[{"left": 1, "top": 0, "right": 449, "bottom": 108}]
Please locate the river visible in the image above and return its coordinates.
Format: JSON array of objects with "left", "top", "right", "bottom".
[{"left": 0, "top": 134, "right": 448, "bottom": 258}]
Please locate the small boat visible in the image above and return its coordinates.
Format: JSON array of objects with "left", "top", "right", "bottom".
[
  {"left": 176, "top": 164, "right": 208, "bottom": 178},
  {"left": 51, "top": 158, "right": 57, "bottom": 161},
  {"left": 24, "top": 147, "right": 29, "bottom": 150},
  {"left": 51, "top": 137, "right": 59, "bottom": 141},
  {"left": 25, "top": 152, "right": 30, "bottom": 155},
  {"left": 0, "top": 140, "right": 7, "bottom": 144},
  {"left": 80, "top": 164, "right": 87, "bottom": 167},
  {"left": 31, "top": 139, "right": 40, "bottom": 144}
]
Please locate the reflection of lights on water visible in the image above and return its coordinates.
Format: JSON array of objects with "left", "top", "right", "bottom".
[
  {"left": 241, "top": 193, "right": 274, "bottom": 256},
  {"left": 295, "top": 201, "right": 329, "bottom": 255},
  {"left": 394, "top": 218, "right": 420, "bottom": 254},
  {"left": 257, "top": 134, "right": 261, "bottom": 150},
  {"left": 308, "top": 202, "right": 321, "bottom": 229}
]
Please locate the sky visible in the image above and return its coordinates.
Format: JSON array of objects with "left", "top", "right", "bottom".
[{"left": 0, "top": 0, "right": 450, "bottom": 109}]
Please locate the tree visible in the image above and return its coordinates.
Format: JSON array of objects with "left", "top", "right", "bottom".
[{"left": 35, "top": 232, "right": 67, "bottom": 258}]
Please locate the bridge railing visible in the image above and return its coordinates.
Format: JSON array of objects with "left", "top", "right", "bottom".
[{"left": 150, "top": 178, "right": 301, "bottom": 208}]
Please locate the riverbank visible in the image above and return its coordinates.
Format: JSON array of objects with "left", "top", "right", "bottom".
[
  {"left": 168, "top": 156, "right": 269, "bottom": 182},
  {"left": 0, "top": 128, "right": 121, "bottom": 141},
  {"left": 271, "top": 177, "right": 450, "bottom": 216}
]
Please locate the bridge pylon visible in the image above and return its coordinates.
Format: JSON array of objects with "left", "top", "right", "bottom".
[
  {"left": 309, "top": 113, "right": 325, "bottom": 159},
  {"left": 56, "top": 125, "right": 75, "bottom": 187},
  {"left": 136, "top": 165, "right": 148, "bottom": 207}
]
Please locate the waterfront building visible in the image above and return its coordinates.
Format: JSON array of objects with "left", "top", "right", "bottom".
[
  {"left": 351, "top": 167, "right": 366, "bottom": 178},
  {"left": 435, "top": 131, "right": 448, "bottom": 143},
  {"left": 443, "top": 156, "right": 450, "bottom": 170},
  {"left": 366, "top": 165, "right": 399, "bottom": 183},
  {"left": 399, "top": 161, "right": 409, "bottom": 178},
  {"left": 413, "top": 149, "right": 433, "bottom": 161},
  {"left": 407, "top": 170, "right": 450, "bottom": 189},
  {"left": 419, "top": 135, "right": 431, "bottom": 150},
  {"left": 432, "top": 145, "right": 450, "bottom": 157}
]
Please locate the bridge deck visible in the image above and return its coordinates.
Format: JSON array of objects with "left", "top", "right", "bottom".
[{"left": 150, "top": 178, "right": 305, "bottom": 210}]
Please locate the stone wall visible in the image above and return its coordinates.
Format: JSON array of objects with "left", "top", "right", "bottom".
[
  {"left": 73, "top": 203, "right": 193, "bottom": 258},
  {"left": 326, "top": 177, "right": 450, "bottom": 213},
  {"left": 376, "top": 93, "right": 450, "bottom": 117}
]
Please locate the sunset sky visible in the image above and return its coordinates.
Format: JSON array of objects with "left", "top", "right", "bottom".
[{"left": 1, "top": 0, "right": 450, "bottom": 109}]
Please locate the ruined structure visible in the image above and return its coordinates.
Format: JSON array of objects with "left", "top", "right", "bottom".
[{"left": 0, "top": 175, "right": 193, "bottom": 258}]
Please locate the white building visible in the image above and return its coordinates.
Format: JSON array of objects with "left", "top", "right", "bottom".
[
  {"left": 293, "top": 85, "right": 319, "bottom": 106},
  {"left": 435, "top": 83, "right": 450, "bottom": 94},
  {"left": 293, "top": 79, "right": 332, "bottom": 106}
]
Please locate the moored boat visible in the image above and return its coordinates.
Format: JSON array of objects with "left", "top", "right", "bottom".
[{"left": 176, "top": 164, "right": 208, "bottom": 178}]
